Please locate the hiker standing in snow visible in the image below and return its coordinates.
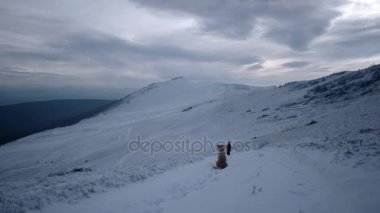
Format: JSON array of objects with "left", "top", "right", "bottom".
[{"left": 227, "top": 142, "right": 231, "bottom": 156}]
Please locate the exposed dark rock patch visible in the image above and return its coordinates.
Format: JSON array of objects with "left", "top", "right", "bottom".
[{"left": 305, "top": 120, "right": 318, "bottom": 126}]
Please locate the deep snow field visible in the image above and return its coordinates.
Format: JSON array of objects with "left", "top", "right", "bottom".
[{"left": 1, "top": 65, "right": 380, "bottom": 213}]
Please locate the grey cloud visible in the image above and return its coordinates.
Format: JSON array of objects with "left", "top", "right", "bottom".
[
  {"left": 54, "top": 32, "right": 260, "bottom": 65},
  {"left": 246, "top": 61, "right": 264, "bottom": 71},
  {"left": 1, "top": 31, "right": 261, "bottom": 70},
  {"left": 263, "top": 9, "right": 339, "bottom": 50},
  {"left": 0, "top": 0, "right": 377, "bottom": 90},
  {"left": 0, "top": 49, "right": 67, "bottom": 62},
  {"left": 335, "top": 32, "right": 380, "bottom": 58},
  {"left": 316, "top": 17, "right": 380, "bottom": 59},
  {"left": 0, "top": 70, "right": 61, "bottom": 78},
  {"left": 0, "top": 69, "right": 79, "bottom": 88},
  {"left": 131, "top": 0, "right": 345, "bottom": 49},
  {"left": 0, "top": 6, "right": 70, "bottom": 40},
  {"left": 329, "top": 18, "right": 380, "bottom": 35},
  {"left": 281, "top": 61, "right": 310, "bottom": 68}
]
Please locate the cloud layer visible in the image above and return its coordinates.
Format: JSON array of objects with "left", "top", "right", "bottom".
[
  {"left": 0, "top": 0, "right": 379, "bottom": 90},
  {"left": 131, "top": 0, "right": 345, "bottom": 50}
]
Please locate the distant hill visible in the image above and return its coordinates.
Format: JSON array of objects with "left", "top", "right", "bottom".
[
  {"left": 0, "top": 99, "right": 117, "bottom": 145},
  {"left": 0, "top": 87, "right": 134, "bottom": 106}
]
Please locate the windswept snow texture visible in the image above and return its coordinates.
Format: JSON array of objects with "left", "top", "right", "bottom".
[{"left": 1, "top": 66, "right": 380, "bottom": 213}]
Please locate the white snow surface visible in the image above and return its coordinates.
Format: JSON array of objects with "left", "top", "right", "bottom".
[
  {"left": 40, "top": 148, "right": 380, "bottom": 213},
  {"left": 1, "top": 66, "right": 380, "bottom": 213}
]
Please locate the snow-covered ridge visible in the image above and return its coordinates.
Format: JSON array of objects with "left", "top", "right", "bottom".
[
  {"left": 285, "top": 64, "right": 380, "bottom": 103},
  {"left": 0, "top": 66, "right": 379, "bottom": 213}
]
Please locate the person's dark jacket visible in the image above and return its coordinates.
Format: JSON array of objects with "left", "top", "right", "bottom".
[{"left": 227, "top": 142, "right": 231, "bottom": 155}]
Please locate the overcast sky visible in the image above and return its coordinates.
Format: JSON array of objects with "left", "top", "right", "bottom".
[{"left": 0, "top": 0, "right": 379, "bottom": 90}]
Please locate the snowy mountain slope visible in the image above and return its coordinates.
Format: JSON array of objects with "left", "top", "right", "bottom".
[
  {"left": 40, "top": 148, "right": 380, "bottom": 213},
  {"left": 0, "top": 78, "right": 258, "bottom": 212},
  {"left": 1, "top": 65, "right": 380, "bottom": 212}
]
